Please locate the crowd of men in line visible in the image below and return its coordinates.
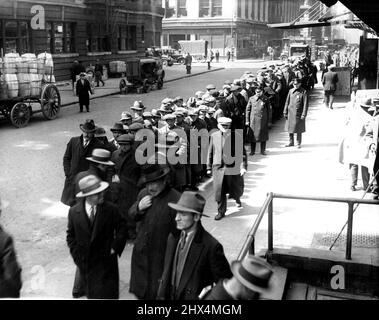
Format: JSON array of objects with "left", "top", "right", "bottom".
[{"left": 0, "top": 56, "right": 316, "bottom": 300}]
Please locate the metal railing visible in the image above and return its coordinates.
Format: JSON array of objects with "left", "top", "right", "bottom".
[{"left": 237, "top": 193, "right": 379, "bottom": 261}]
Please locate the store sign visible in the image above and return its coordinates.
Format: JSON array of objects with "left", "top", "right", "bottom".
[{"left": 31, "top": 5, "right": 45, "bottom": 30}]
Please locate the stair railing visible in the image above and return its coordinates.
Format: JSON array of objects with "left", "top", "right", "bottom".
[{"left": 237, "top": 193, "right": 379, "bottom": 261}]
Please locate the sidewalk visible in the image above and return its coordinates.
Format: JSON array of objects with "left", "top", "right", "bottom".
[
  {"left": 55, "top": 65, "right": 225, "bottom": 108},
  {"left": 22, "top": 74, "right": 379, "bottom": 299}
]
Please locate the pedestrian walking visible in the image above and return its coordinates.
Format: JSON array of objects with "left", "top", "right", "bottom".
[
  {"left": 227, "top": 50, "right": 231, "bottom": 62},
  {"left": 70, "top": 60, "right": 85, "bottom": 93},
  {"left": 283, "top": 78, "right": 308, "bottom": 149},
  {"left": 111, "top": 133, "right": 142, "bottom": 240},
  {"left": 61, "top": 119, "right": 104, "bottom": 207},
  {"left": 157, "top": 191, "right": 232, "bottom": 300},
  {"left": 207, "top": 117, "right": 247, "bottom": 221},
  {"left": 0, "top": 196, "right": 22, "bottom": 298},
  {"left": 322, "top": 65, "right": 339, "bottom": 109},
  {"left": 203, "top": 255, "right": 274, "bottom": 300},
  {"left": 94, "top": 59, "right": 105, "bottom": 87},
  {"left": 128, "top": 164, "right": 181, "bottom": 300},
  {"left": 66, "top": 174, "right": 128, "bottom": 299},
  {"left": 76, "top": 72, "right": 93, "bottom": 112},
  {"left": 184, "top": 52, "right": 192, "bottom": 75},
  {"left": 245, "top": 86, "right": 271, "bottom": 156},
  {"left": 215, "top": 50, "right": 220, "bottom": 63}
]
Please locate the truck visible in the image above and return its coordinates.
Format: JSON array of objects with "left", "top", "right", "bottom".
[
  {"left": 281, "top": 43, "right": 311, "bottom": 61},
  {"left": 178, "top": 40, "right": 208, "bottom": 61}
]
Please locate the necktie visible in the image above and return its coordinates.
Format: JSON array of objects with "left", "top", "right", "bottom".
[
  {"left": 89, "top": 206, "right": 95, "bottom": 227},
  {"left": 179, "top": 232, "right": 187, "bottom": 250}
]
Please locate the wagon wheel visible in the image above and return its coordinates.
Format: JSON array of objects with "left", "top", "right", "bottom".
[
  {"left": 41, "top": 84, "right": 61, "bottom": 120},
  {"left": 10, "top": 102, "right": 31, "bottom": 128},
  {"left": 119, "top": 79, "right": 128, "bottom": 94}
]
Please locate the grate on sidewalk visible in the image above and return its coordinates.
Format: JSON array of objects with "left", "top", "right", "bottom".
[{"left": 312, "top": 232, "right": 379, "bottom": 248}]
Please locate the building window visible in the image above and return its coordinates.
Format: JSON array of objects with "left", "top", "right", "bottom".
[
  {"left": 178, "top": 0, "right": 187, "bottom": 17},
  {"left": 118, "top": 25, "right": 127, "bottom": 50},
  {"left": 199, "top": 0, "right": 210, "bottom": 17},
  {"left": 46, "top": 22, "right": 76, "bottom": 54},
  {"left": 245, "top": 0, "right": 249, "bottom": 19},
  {"left": 127, "top": 26, "right": 137, "bottom": 50},
  {"left": 87, "top": 23, "right": 110, "bottom": 52},
  {"left": 165, "top": 0, "right": 176, "bottom": 18},
  {"left": 0, "top": 20, "right": 31, "bottom": 54},
  {"left": 212, "top": 0, "right": 222, "bottom": 17},
  {"left": 141, "top": 25, "right": 145, "bottom": 43},
  {"left": 237, "top": 0, "right": 242, "bottom": 18}
]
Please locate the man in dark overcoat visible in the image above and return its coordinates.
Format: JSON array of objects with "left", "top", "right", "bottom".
[
  {"left": 61, "top": 119, "right": 104, "bottom": 207},
  {"left": 207, "top": 117, "right": 248, "bottom": 221},
  {"left": 76, "top": 72, "right": 93, "bottom": 113},
  {"left": 283, "top": 77, "right": 309, "bottom": 149},
  {"left": 66, "top": 174, "right": 128, "bottom": 299},
  {"left": 111, "top": 134, "right": 142, "bottom": 240},
  {"left": 223, "top": 85, "right": 247, "bottom": 131},
  {"left": 0, "top": 197, "right": 22, "bottom": 298},
  {"left": 128, "top": 164, "right": 181, "bottom": 299},
  {"left": 245, "top": 86, "right": 271, "bottom": 156},
  {"left": 157, "top": 192, "right": 232, "bottom": 300},
  {"left": 322, "top": 65, "right": 339, "bottom": 109}
]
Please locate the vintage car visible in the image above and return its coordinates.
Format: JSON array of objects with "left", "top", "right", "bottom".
[{"left": 119, "top": 58, "right": 165, "bottom": 94}]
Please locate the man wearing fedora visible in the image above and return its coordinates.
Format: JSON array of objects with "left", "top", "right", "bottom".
[
  {"left": 157, "top": 192, "right": 232, "bottom": 300},
  {"left": 283, "top": 77, "right": 308, "bottom": 149},
  {"left": 131, "top": 101, "right": 145, "bottom": 124},
  {"left": 207, "top": 117, "right": 247, "bottom": 221},
  {"left": 109, "top": 122, "right": 127, "bottom": 150},
  {"left": 76, "top": 72, "right": 93, "bottom": 113},
  {"left": 61, "top": 119, "right": 104, "bottom": 207},
  {"left": 322, "top": 65, "right": 339, "bottom": 109},
  {"left": 120, "top": 111, "right": 133, "bottom": 129},
  {"left": 0, "top": 196, "right": 22, "bottom": 298},
  {"left": 204, "top": 254, "right": 274, "bottom": 300},
  {"left": 128, "top": 164, "right": 181, "bottom": 300},
  {"left": 66, "top": 174, "right": 128, "bottom": 299},
  {"left": 111, "top": 134, "right": 142, "bottom": 240},
  {"left": 223, "top": 85, "right": 247, "bottom": 131}
]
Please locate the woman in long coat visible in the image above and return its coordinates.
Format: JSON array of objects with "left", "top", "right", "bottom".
[{"left": 245, "top": 87, "right": 271, "bottom": 155}]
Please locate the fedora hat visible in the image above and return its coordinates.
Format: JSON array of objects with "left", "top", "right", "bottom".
[
  {"left": 94, "top": 127, "right": 107, "bottom": 138},
  {"left": 120, "top": 111, "right": 132, "bottom": 121},
  {"left": 117, "top": 133, "right": 135, "bottom": 144},
  {"left": 143, "top": 111, "right": 153, "bottom": 118},
  {"left": 86, "top": 148, "right": 114, "bottom": 166},
  {"left": 168, "top": 191, "right": 209, "bottom": 217},
  {"left": 128, "top": 122, "right": 144, "bottom": 132},
  {"left": 79, "top": 72, "right": 86, "bottom": 77},
  {"left": 206, "top": 84, "right": 216, "bottom": 90},
  {"left": 231, "top": 255, "right": 274, "bottom": 294},
  {"left": 80, "top": 119, "right": 97, "bottom": 133},
  {"left": 230, "top": 84, "right": 241, "bottom": 92},
  {"left": 131, "top": 101, "right": 145, "bottom": 111},
  {"left": 76, "top": 174, "right": 109, "bottom": 198},
  {"left": 141, "top": 164, "right": 170, "bottom": 184},
  {"left": 110, "top": 122, "right": 127, "bottom": 133}
]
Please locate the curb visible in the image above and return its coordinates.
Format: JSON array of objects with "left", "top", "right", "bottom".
[{"left": 60, "top": 67, "right": 225, "bottom": 108}]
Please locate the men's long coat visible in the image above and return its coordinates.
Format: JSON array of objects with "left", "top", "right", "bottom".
[
  {"left": 157, "top": 223, "right": 232, "bottom": 300},
  {"left": 76, "top": 78, "right": 93, "bottom": 106},
  {"left": 0, "top": 226, "right": 22, "bottom": 298},
  {"left": 61, "top": 136, "right": 103, "bottom": 206},
  {"left": 128, "top": 187, "right": 181, "bottom": 299},
  {"left": 207, "top": 130, "right": 247, "bottom": 202},
  {"left": 66, "top": 200, "right": 128, "bottom": 299},
  {"left": 322, "top": 71, "right": 339, "bottom": 92},
  {"left": 223, "top": 93, "right": 247, "bottom": 130},
  {"left": 246, "top": 95, "right": 271, "bottom": 142},
  {"left": 111, "top": 148, "right": 141, "bottom": 219},
  {"left": 283, "top": 87, "right": 309, "bottom": 134}
]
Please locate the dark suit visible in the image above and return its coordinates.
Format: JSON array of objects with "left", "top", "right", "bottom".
[
  {"left": 157, "top": 223, "right": 232, "bottom": 300},
  {"left": 223, "top": 93, "right": 247, "bottom": 130},
  {"left": 322, "top": 70, "right": 338, "bottom": 109},
  {"left": 61, "top": 136, "right": 104, "bottom": 206},
  {"left": 66, "top": 200, "right": 128, "bottom": 299},
  {"left": 0, "top": 226, "right": 22, "bottom": 298},
  {"left": 76, "top": 78, "right": 93, "bottom": 112}
]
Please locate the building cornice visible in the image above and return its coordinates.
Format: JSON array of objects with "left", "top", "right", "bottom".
[
  {"left": 16, "top": 0, "right": 87, "bottom": 9},
  {"left": 163, "top": 18, "right": 268, "bottom": 29},
  {"left": 116, "top": 9, "right": 164, "bottom": 18}
]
